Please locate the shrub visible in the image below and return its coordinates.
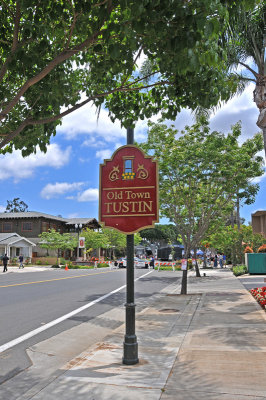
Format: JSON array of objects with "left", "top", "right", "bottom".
[
  {"left": 51, "top": 264, "right": 60, "bottom": 268},
  {"left": 257, "top": 244, "right": 266, "bottom": 253},
  {"left": 232, "top": 265, "right": 247, "bottom": 276},
  {"left": 97, "top": 262, "right": 109, "bottom": 268},
  {"left": 155, "top": 266, "right": 176, "bottom": 271},
  {"left": 61, "top": 264, "right": 94, "bottom": 269},
  {"left": 244, "top": 246, "right": 253, "bottom": 253}
]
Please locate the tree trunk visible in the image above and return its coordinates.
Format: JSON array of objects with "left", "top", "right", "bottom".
[
  {"left": 180, "top": 248, "right": 190, "bottom": 294},
  {"left": 194, "top": 247, "right": 201, "bottom": 277},
  {"left": 236, "top": 195, "right": 240, "bottom": 231},
  {"left": 230, "top": 210, "right": 236, "bottom": 266},
  {"left": 180, "top": 269, "right": 187, "bottom": 294},
  {"left": 203, "top": 252, "right": 207, "bottom": 268},
  {"left": 262, "top": 126, "right": 266, "bottom": 159},
  {"left": 254, "top": 75, "right": 266, "bottom": 158}
]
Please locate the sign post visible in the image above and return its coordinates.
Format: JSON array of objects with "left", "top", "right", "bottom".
[{"left": 99, "top": 128, "right": 158, "bottom": 364}]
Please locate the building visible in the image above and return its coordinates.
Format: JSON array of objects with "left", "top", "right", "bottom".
[
  {"left": 0, "top": 233, "right": 35, "bottom": 259},
  {"left": 251, "top": 210, "right": 266, "bottom": 238},
  {"left": 0, "top": 211, "right": 101, "bottom": 258}
]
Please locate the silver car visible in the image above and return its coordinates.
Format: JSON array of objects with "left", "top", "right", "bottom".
[
  {"left": 118, "top": 257, "right": 149, "bottom": 268},
  {"left": 134, "top": 257, "right": 149, "bottom": 269}
]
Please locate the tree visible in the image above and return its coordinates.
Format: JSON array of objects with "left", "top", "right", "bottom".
[
  {"left": 225, "top": 2, "right": 266, "bottom": 157},
  {"left": 141, "top": 119, "right": 264, "bottom": 293},
  {"left": 5, "top": 197, "right": 28, "bottom": 212},
  {"left": 140, "top": 224, "right": 180, "bottom": 245},
  {"left": 205, "top": 224, "right": 265, "bottom": 265},
  {"left": 101, "top": 228, "right": 141, "bottom": 258},
  {"left": 102, "top": 228, "right": 126, "bottom": 252},
  {"left": 0, "top": 1, "right": 256, "bottom": 155},
  {"left": 83, "top": 228, "right": 109, "bottom": 258},
  {"left": 39, "top": 229, "right": 77, "bottom": 264}
]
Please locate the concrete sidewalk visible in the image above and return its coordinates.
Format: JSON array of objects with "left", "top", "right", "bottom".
[
  {"left": 2, "top": 268, "right": 266, "bottom": 400},
  {"left": 2, "top": 265, "right": 55, "bottom": 273}
]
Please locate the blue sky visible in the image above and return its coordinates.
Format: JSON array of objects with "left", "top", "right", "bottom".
[{"left": 0, "top": 83, "right": 265, "bottom": 225}]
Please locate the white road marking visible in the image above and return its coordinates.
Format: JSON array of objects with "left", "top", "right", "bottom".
[{"left": 0, "top": 270, "right": 153, "bottom": 354}]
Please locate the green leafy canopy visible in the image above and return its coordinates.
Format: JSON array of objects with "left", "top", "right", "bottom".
[
  {"left": 140, "top": 118, "right": 264, "bottom": 256},
  {"left": 0, "top": 0, "right": 257, "bottom": 155}
]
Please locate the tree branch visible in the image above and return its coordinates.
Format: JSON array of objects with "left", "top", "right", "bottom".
[
  {"left": 11, "top": 1, "right": 21, "bottom": 52},
  {"left": 239, "top": 61, "right": 259, "bottom": 79},
  {"left": 0, "top": 4, "right": 115, "bottom": 121},
  {"left": 0, "top": 0, "right": 15, "bottom": 17},
  {"left": 64, "top": 1, "right": 79, "bottom": 50},
  {"left": 0, "top": 1, "right": 21, "bottom": 82},
  {"left": 0, "top": 74, "right": 171, "bottom": 148}
]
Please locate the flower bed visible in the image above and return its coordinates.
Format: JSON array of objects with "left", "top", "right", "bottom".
[{"left": 249, "top": 287, "right": 266, "bottom": 309}]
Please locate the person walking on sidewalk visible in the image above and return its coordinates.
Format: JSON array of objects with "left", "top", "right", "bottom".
[
  {"left": 149, "top": 256, "right": 155, "bottom": 269},
  {"left": 19, "top": 254, "right": 24, "bottom": 269},
  {"left": 213, "top": 254, "right": 218, "bottom": 268},
  {"left": 219, "top": 253, "right": 223, "bottom": 268},
  {"left": 2, "top": 253, "right": 9, "bottom": 272},
  {"left": 223, "top": 253, "right": 226, "bottom": 266}
]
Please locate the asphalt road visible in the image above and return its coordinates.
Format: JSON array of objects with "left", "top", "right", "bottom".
[
  {"left": 238, "top": 274, "right": 266, "bottom": 290},
  {"left": 0, "top": 267, "right": 181, "bottom": 384}
]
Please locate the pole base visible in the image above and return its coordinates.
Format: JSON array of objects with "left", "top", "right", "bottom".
[{"left": 122, "top": 336, "right": 139, "bottom": 365}]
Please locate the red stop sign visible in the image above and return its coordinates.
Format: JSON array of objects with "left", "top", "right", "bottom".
[{"left": 99, "top": 145, "right": 159, "bottom": 234}]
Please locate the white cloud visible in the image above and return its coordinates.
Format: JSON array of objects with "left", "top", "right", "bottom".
[
  {"left": 67, "top": 212, "right": 79, "bottom": 218},
  {"left": 77, "top": 188, "right": 99, "bottom": 202},
  {"left": 164, "top": 84, "right": 260, "bottom": 145},
  {"left": 57, "top": 103, "right": 149, "bottom": 146},
  {"left": 0, "top": 144, "right": 71, "bottom": 182},
  {"left": 209, "top": 84, "right": 258, "bottom": 139},
  {"left": 57, "top": 104, "right": 126, "bottom": 140},
  {"left": 0, "top": 205, "right": 6, "bottom": 212},
  {"left": 252, "top": 171, "right": 266, "bottom": 184},
  {"left": 40, "top": 182, "right": 85, "bottom": 199},
  {"left": 95, "top": 149, "right": 112, "bottom": 160},
  {"left": 135, "top": 49, "right": 147, "bottom": 70},
  {"left": 81, "top": 137, "right": 106, "bottom": 148}
]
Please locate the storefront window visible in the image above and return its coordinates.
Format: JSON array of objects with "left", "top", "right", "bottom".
[
  {"left": 22, "top": 222, "right": 32, "bottom": 231},
  {"left": 3, "top": 222, "right": 12, "bottom": 232}
]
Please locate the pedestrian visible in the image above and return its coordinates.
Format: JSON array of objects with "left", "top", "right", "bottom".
[
  {"left": 149, "top": 256, "right": 155, "bottom": 269},
  {"left": 223, "top": 253, "right": 226, "bottom": 266},
  {"left": 213, "top": 254, "right": 218, "bottom": 268},
  {"left": 219, "top": 253, "right": 223, "bottom": 268},
  {"left": 19, "top": 254, "right": 24, "bottom": 269},
  {"left": 2, "top": 253, "right": 9, "bottom": 272}
]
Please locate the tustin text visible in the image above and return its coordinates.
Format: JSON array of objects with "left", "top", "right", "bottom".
[{"left": 103, "top": 190, "right": 154, "bottom": 215}]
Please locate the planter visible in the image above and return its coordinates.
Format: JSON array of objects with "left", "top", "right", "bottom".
[{"left": 247, "top": 253, "right": 266, "bottom": 274}]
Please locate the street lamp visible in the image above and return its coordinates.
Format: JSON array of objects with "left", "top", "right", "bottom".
[{"left": 75, "top": 223, "right": 82, "bottom": 260}]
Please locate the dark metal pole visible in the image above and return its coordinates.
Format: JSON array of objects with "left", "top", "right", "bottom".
[
  {"left": 127, "top": 127, "right": 134, "bottom": 145},
  {"left": 123, "top": 127, "right": 139, "bottom": 365}
]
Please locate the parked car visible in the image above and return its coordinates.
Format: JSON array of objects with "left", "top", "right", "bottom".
[
  {"left": 118, "top": 258, "right": 127, "bottom": 268},
  {"left": 134, "top": 257, "right": 149, "bottom": 269},
  {"left": 118, "top": 257, "right": 149, "bottom": 268}
]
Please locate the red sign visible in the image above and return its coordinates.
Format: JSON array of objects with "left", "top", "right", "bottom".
[
  {"left": 79, "top": 238, "right": 85, "bottom": 248},
  {"left": 99, "top": 145, "right": 159, "bottom": 234}
]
